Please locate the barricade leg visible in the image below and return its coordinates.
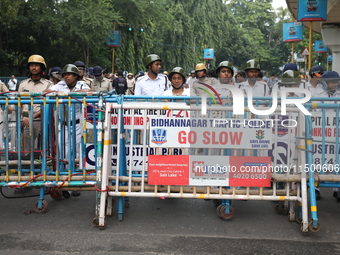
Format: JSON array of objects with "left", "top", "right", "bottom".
[
  {"left": 216, "top": 199, "right": 234, "bottom": 221},
  {"left": 94, "top": 97, "right": 107, "bottom": 228},
  {"left": 116, "top": 106, "right": 128, "bottom": 221},
  {"left": 34, "top": 187, "right": 48, "bottom": 213},
  {"left": 288, "top": 201, "right": 295, "bottom": 222},
  {"left": 306, "top": 114, "right": 320, "bottom": 232}
]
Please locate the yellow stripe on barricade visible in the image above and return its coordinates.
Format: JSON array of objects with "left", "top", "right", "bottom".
[
  {"left": 311, "top": 206, "right": 317, "bottom": 212},
  {"left": 306, "top": 139, "right": 313, "bottom": 145},
  {"left": 300, "top": 146, "right": 306, "bottom": 150},
  {"left": 279, "top": 196, "right": 285, "bottom": 200},
  {"left": 121, "top": 192, "right": 126, "bottom": 197},
  {"left": 103, "top": 140, "right": 111, "bottom": 145},
  {"left": 163, "top": 105, "right": 169, "bottom": 110},
  {"left": 311, "top": 103, "right": 318, "bottom": 108},
  {"left": 199, "top": 194, "right": 205, "bottom": 199},
  {"left": 299, "top": 202, "right": 302, "bottom": 206}
]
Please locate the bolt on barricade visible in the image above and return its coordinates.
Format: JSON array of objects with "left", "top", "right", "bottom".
[{"left": 95, "top": 93, "right": 312, "bottom": 232}]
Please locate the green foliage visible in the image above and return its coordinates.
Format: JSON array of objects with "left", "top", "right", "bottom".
[{"left": 0, "top": 0, "right": 328, "bottom": 77}]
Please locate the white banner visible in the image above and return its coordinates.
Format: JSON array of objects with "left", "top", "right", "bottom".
[{"left": 149, "top": 118, "right": 273, "bottom": 149}]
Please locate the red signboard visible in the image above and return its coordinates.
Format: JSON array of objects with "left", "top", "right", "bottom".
[
  {"left": 148, "top": 155, "right": 189, "bottom": 185},
  {"left": 229, "top": 156, "right": 271, "bottom": 187}
]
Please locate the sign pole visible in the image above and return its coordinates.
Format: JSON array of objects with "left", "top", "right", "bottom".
[
  {"left": 292, "top": 42, "right": 295, "bottom": 63},
  {"left": 308, "top": 21, "right": 313, "bottom": 72}
]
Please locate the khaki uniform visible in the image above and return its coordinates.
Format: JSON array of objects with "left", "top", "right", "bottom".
[
  {"left": 91, "top": 77, "right": 111, "bottom": 92},
  {"left": 191, "top": 77, "right": 219, "bottom": 96},
  {"left": 0, "top": 82, "right": 9, "bottom": 148},
  {"left": 126, "top": 78, "right": 135, "bottom": 95},
  {"left": 84, "top": 77, "right": 93, "bottom": 87},
  {"left": 19, "top": 78, "right": 53, "bottom": 151}
]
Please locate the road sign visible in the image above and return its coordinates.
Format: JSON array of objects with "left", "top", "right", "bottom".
[{"left": 301, "top": 47, "right": 309, "bottom": 56}]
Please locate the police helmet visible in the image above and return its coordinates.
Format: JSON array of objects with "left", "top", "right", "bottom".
[
  {"left": 62, "top": 64, "right": 80, "bottom": 77},
  {"left": 27, "top": 55, "right": 47, "bottom": 70},
  {"left": 168, "top": 67, "right": 186, "bottom": 85},
  {"left": 245, "top": 59, "right": 260, "bottom": 71},
  {"left": 92, "top": 66, "right": 103, "bottom": 76},
  {"left": 283, "top": 63, "right": 298, "bottom": 72},
  {"left": 279, "top": 70, "right": 301, "bottom": 86},
  {"left": 309, "top": 65, "right": 324, "bottom": 77},
  {"left": 88, "top": 67, "right": 94, "bottom": 76},
  {"left": 73, "top": 61, "right": 86, "bottom": 68},
  {"left": 321, "top": 71, "right": 340, "bottom": 91},
  {"left": 216, "top": 61, "right": 234, "bottom": 77},
  {"left": 49, "top": 67, "right": 62, "bottom": 81},
  {"left": 144, "top": 54, "right": 161, "bottom": 69},
  {"left": 195, "top": 63, "right": 207, "bottom": 72}
]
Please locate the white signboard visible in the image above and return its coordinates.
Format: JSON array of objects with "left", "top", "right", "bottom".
[{"left": 149, "top": 118, "right": 273, "bottom": 149}]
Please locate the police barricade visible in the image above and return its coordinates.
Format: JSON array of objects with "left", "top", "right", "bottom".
[
  {"left": 0, "top": 91, "right": 113, "bottom": 214},
  {"left": 304, "top": 99, "right": 340, "bottom": 232},
  {"left": 96, "top": 96, "right": 311, "bottom": 232}
]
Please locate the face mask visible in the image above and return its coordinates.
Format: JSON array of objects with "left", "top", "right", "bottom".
[{"left": 94, "top": 75, "right": 102, "bottom": 82}]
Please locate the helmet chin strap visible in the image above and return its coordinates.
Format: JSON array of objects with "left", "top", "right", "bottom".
[{"left": 172, "top": 84, "right": 184, "bottom": 90}]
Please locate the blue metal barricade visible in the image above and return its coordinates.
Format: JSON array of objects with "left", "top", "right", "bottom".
[
  {"left": 304, "top": 98, "right": 340, "bottom": 232},
  {"left": 0, "top": 91, "right": 117, "bottom": 214},
  {"left": 96, "top": 95, "right": 310, "bottom": 231}
]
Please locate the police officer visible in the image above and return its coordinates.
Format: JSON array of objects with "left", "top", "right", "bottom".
[
  {"left": 134, "top": 54, "right": 169, "bottom": 96},
  {"left": 73, "top": 60, "right": 92, "bottom": 87},
  {"left": 314, "top": 71, "right": 340, "bottom": 201},
  {"left": 185, "top": 70, "right": 196, "bottom": 88},
  {"left": 306, "top": 65, "right": 324, "bottom": 97},
  {"left": 88, "top": 67, "right": 94, "bottom": 79},
  {"left": 238, "top": 60, "right": 270, "bottom": 97},
  {"left": 46, "top": 64, "right": 90, "bottom": 197},
  {"left": 90, "top": 66, "right": 111, "bottom": 92},
  {"left": 191, "top": 63, "right": 219, "bottom": 96},
  {"left": 19, "top": 55, "right": 53, "bottom": 151},
  {"left": 216, "top": 61, "right": 234, "bottom": 85},
  {"left": 276, "top": 70, "right": 302, "bottom": 97},
  {"left": 126, "top": 73, "right": 135, "bottom": 95},
  {"left": 49, "top": 67, "right": 63, "bottom": 84}
]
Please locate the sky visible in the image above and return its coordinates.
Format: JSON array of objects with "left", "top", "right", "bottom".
[{"left": 272, "top": 0, "right": 288, "bottom": 10}]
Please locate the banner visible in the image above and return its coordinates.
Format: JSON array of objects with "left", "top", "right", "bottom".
[
  {"left": 282, "top": 23, "right": 303, "bottom": 42},
  {"left": 106, "top": 31, "right": 121, "bottom": 47},
  {"left": 84, "top": 144, "right": 183, "bottom": 170},
  {"left": 297, "top": 0, "right": 327, "bottom": 21},
  {"left": 315, "top": 40, "right": 328, "bottom": 53},
  {"left": 148, "top": 155, "right": 271, "bottom": 187},
  {"left": 203, "top": 48, "right": 214, "bottom": 60},
  {"left": 149, "top": 118, "right": 273, "bottom": 149},
  {"left": 311, "top": 112, "right": 340, "bottom": 166}
]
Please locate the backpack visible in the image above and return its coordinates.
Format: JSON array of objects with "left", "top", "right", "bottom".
[{"left": 116, "top": 77, "right": 126, "bottom": 94}]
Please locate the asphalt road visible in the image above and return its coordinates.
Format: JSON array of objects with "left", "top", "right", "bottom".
[{"left": 0, "top": 187, "right": 340, "bottom": 254}]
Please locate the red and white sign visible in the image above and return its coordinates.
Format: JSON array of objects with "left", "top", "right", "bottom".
[
  {"left": 148, "top": 155, "right": 271, "bottom": 187},
  {"left": 301, "top": 47, "right": 309, "bottom": 56},
  {"left": 229, "top": 156, "right": 271, "bottom": 187},
  {"left": 148, "top": 155, "right": 189, "bottom": 185},
  {"left": 149, "top": 118, "right": 273, "bottom": 149}
]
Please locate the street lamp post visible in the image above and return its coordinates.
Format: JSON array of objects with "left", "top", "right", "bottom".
[{"left": 193, "top": 37, "right": 197, "bottom": 68}]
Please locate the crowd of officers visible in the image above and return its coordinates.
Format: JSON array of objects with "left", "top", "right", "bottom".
[
  {"left": 1, "top": 54, "right": 340, "bottom": 151},
  {"left": 1, "top": 54, "right": 340, "bottom": 199}
]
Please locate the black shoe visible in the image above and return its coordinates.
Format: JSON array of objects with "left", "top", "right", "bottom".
[
  {"left": 71, "top": 191, "right": 81, "bottom": 196},
  {"left": 315, "top": 190, "right": 321, "bottom": 200},
  {"left": 62, "top": 191, "right": 70, "bottom": 198},
  {"left": 333, "top": 191, "right": 338, "bottom": 198}
]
